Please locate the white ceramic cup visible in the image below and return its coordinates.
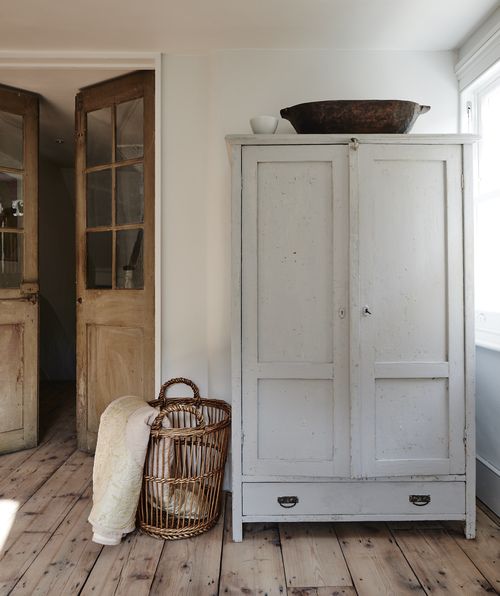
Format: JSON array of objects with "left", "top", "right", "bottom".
[{"left": 250, "top": 115, "right": 279, "bottom": 134}]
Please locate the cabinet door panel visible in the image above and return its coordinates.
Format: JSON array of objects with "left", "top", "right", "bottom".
[
  {"left": 242, "top": 145, "right": 349, "bottom": 477},
  {"left": 357, "top": 144, "right": 465, "bottom": 477}
]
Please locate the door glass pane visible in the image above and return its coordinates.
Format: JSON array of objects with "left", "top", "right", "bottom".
[
  {"left": 0, "top": 111, "right": 23, "bottom": 169},
  {"left": 116, "top": 164, "right": 144, "bottom": 225},
  {"left": 0, "top": 231, "right": 22, "bottom": 288},
  {"left": 0, "top": 172, "right": 23, "bottom": 229},
  {"left": 116, "top": 98, "right": 143, "bottom": 161},
  {"left": 87, "top": 231, "right": 112, "bottom": 289},
  {"left": 87, "top": 108, "right": 112, "bottom": 167},
  {"left": 116, "top": 228, "right": 143, "bottom": 289},
  {"left": 87, "top": 169, "right": 112, "bottom": 227}
]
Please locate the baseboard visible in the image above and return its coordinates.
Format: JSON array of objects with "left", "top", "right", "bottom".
[{"left": 476, "top": 455, "right": 500, "bottom": 517}]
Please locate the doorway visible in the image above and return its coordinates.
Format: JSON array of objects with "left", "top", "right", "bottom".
[{"left": 0, "top": 62, "right": 160, "bottom": 454}]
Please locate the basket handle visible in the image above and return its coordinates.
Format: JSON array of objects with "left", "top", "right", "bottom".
[
  {"left": 158, "top": 377, "right": 201, "bottom": 406},
  {"left": 151, "top": 403, "right": 206, "bottom": 432}
]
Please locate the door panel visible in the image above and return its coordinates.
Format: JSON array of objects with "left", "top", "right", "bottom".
[
  {"left": 86, "top": 324, "right": 144, "bottom": 439},
  {"left": 242, "top": 145, "right": 350, "bottom": 477},
  {"left": 75, "top": 71, "right": 154, "bottom": 452},
  {"left": 0, "top": 84, "right": 39, "bottom": 453},
  {"left": 357, "top": 144, "right": 465, "bottom": 477}
]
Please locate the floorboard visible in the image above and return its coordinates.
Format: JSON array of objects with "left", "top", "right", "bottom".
[
  {"left": 1, "top": 383, "right": 499, "bottom": 596},
  {"left": 10, "top": 486, "right": 102, "bottom": 596},
  {"left": 219, "top": 496, "right": 286, "bottom": 595},
  {"left": 445, "top": 509, "right": 500, "bottom": 593},
  {"left": 335, "top": 522, "right": 425, "bottom": 595},
  {"left": 391, "top": 526, "right": 495, "bottom": 594},
  {"left": 279, "top": 523, "right": 352, "bottom": 589},
  {"left": 149, "top": 497, "right": 225, "bottom": 596}
]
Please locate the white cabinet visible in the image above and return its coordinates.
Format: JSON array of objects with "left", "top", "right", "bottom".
[{"left": 228, "top": 134, "right": 476, "bottom": 542}]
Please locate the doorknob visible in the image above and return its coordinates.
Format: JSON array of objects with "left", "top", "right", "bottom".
[
  {"left": 362, "top": 306, "right": 372, "bottom": 316},
  {"left": 77, "top": 297, "right": 83, "bottom": 304}
]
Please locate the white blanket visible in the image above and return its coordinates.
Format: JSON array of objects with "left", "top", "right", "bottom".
[{"left": 88, "top": 395, "right": 169, "bottom": 545}]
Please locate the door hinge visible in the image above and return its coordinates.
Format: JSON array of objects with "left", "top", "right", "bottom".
[
  {"left": 350, "top": 137, "right": 360, "bottom": 151},
  {"left": 20, "top": 282, "right": 39, "bottom": 305},
  {"left": 461, "top": 173, "right": 464, "bottom": 190}
]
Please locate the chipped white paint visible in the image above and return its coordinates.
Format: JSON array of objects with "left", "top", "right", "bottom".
[
  {"left": 228, "top": 135, "right": 476, "bottom": 541},
  {"left": 357, "top": 144, "right": 465, "bottom": 478}
]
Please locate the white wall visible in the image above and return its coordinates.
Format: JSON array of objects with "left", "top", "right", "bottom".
[
  {"left": 476, "top": 346, "right": 500, "bottom": 513},
  {"left": 162, "top": 49, "right": 459, "bottom": 399}
]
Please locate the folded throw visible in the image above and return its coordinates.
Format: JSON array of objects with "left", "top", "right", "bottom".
[{"left": 88, "top": 395, "right": 169, "bottom": 545}]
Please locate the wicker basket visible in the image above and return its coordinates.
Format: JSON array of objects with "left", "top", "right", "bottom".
[{"left": 137, "top": 378, "right": 231, "bottom": 540}]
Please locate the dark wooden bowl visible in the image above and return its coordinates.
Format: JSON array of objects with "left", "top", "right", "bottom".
[{"left": 280, "top": 100, "right": 430, "bottom": 134}]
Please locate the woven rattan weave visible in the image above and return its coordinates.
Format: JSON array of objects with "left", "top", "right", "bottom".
[{"left": 137, "top": 378, "right": 231, "bottom": 540}]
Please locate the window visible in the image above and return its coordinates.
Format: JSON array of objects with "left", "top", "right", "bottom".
[{"left": 464, "top": 69, "right": 500, "bottom": 349}]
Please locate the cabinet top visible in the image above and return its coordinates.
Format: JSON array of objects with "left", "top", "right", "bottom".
[{"left": 226, "top": 133, "right": 479, "bottom": 146}]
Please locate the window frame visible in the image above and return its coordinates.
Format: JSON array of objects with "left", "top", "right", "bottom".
[{"left": 461, "top": 62, "right": 500, "bottom": 351}]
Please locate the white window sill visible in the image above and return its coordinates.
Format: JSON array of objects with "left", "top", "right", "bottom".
[{"left": 476, "top": 340, "right": 500, "bottom": 353}]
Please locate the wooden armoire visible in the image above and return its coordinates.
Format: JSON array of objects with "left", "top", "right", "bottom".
[{"left": 228, "top": 134, "right": 476, "bottom": 541}]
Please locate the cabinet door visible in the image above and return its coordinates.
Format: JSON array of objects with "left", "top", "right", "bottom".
[
  {"left": 241, "top": 145, "right": 349, "bottom": 477},
  {"left": 356, "top": 144, "right": 465, "bottom": 477}
]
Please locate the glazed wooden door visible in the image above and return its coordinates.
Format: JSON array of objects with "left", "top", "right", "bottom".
[
  {"left": 357, "top": 144, "right": 465, "bottom": 477},
  {"left": 75, "top": 71, "right": 155, "bottom": 452},
  {"left": 0, "top": 85, "right": 39, "bottom": 453}
]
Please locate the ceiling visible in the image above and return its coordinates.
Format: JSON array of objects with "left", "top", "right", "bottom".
[
  {"left": 0, "top": 0, "right": 497, "bottom": 52},
  {"left": 0, "top": 1, "right": 496, "bottom": 165}
]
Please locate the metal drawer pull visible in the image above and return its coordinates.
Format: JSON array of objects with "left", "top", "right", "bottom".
[
  {"left": 278, "top": 496, "right": 299, "bottom": 508},
  {"left": 409, "top": 494, "right": 431, "bottom": 507}
]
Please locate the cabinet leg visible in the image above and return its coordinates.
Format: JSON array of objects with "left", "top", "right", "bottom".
[
  {"left": 465, "top": 517, "right": 476, "bottom": 539},
  {"left": 232, "top": 519, "right": 243, "bottom": 542},
  {"left": 465, "top": 504, "right": 476, "bottom": 539}
]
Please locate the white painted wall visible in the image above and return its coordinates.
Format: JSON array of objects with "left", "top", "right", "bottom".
[
  {"left": 477, "top": 347, "right": 500, "bottom": 469},
  {"left": 476, "top": 346, "right": 500, "bottom": 513},
  {"left": 161, "top": 49, "right": 459, "bottom": 399}
]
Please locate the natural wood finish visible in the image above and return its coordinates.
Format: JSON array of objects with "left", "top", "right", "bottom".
[
  {"left": 391, "top": 527, "right": 495, "bottom": 594},
  {"left": 2, "top": 385, "right": 499, "bottom": 596},
  {"left": 219, "top": 495, "right": 286, "bottom": 595},
  {"left": 0, "top": 450, "right": 93, "bottom": 593},
  {"left": 279, "top": 523, "right": 352, "bottom": 588},
  {"left": 150, "top": 497, "right": 226, "bottom": 595},
  {"left": 445, "top": 508, "right": 500, "bottom": 592},
  {"left": 0, "top": 383, "right": 74, "bottom": 489},
  {"left": 113, "top": 533, "right": 164, "bottom": 596},
  {"left": 0, "top": 84, "right": 39, "bottom": 454},
  {"left": 290, "top": 590, "right": 357, "bottom": 596},
  {"left": 0, "top": 418, "right": 75, "bottom": 505},
  {"left": 85, "top": 156, "right": 143, "bottom": 174},
  {"left": 335, "top": 522, "right": 425, "bottom": 595},
  {"left": 80, "top": 534, "right": 136, "bottom": 595},
  {"left": 75, "top": 70, "right": 155, "bottom": 452},
  {"left": 9, "top": 486, "right": 102, "bottom": 596}
]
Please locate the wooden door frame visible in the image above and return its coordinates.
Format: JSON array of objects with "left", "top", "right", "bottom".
[{"left": 0, "top": 52, "right": 163, "bottom": 391}]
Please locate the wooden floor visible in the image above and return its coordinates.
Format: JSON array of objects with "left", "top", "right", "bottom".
[{"left": 0, "top": 383, "right": 499, "bottom": 596}]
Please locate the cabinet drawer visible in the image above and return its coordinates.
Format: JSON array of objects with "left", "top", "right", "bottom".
[{"left": 242, "top": 481, "right": 465, "bottom": 516}]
